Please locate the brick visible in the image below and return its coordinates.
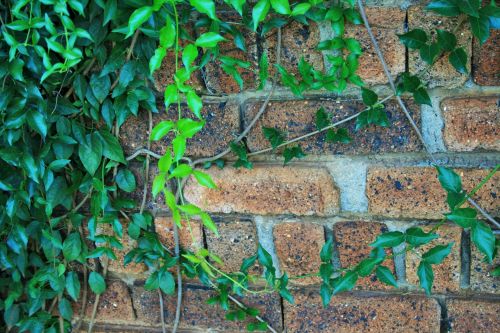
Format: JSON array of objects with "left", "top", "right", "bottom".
[
  {"left": 473, "top": 30, "right": 500, "bottom": 86},
  {"left": 446, "top": 299, "right": 500, "bottom": 332},
  {"left": 184, "top": 166, "right": 340, "bottom": 216},
  {"left": 73, "top": 280, "right": 135, "bottom": 324},
  {"left": 470, "top": 235, "right": 500, "bottom": 294},
  {"left": 441, "top": 96, "right": 500, "bottom": 152},
  {"left": 408, "top": 6, "right": 472, "bottom": 88},
  {"left": 406, "top": 224, "right": 462, "bottom": 293},
  {"left": 132, "top": 285, "right": 283, "bottom": 331},
  {"left": 367, "top": 167, "right": 500, "bottom": 219},
  {"left": 243, "top": 98, "right": 422, "bottom": 154},
  {"left": 203, "top": 13, "right": 258, "bottom": 94},
  {"left": 333, "top": 221, "right": 395, "bottom": 290},
  {"left": 273, "top": 222, "right": 324, "bottom": 285},
  {"left": 345, "top": 7, "right": 405, "bottom": 84},
  {"left": 265, "top": 20, "right": 324, "bottom": 78},
  {"left": 96, "top": 221, "right": 148, "bottom": 278},
  {"left": 154, "top": 216, "right": 203, "bottom": 252},
  {"left": 120, "top": 101, "right": 239, "bottom": 157},
  {"left": 284, "top": 290, "right": 441, "bottom": 333},
  {"left": 205, "top": 219, "right": 260, "bottom": 274}
]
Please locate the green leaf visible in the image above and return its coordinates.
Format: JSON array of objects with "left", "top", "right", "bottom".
[
  {"left": 320, "top": 283, "right": 332, "bottom": 307},
  {"left": 164, "top": 85, "right": 179, "bottom": 109},
  {"left": 457, "top": 0, "right": 480, "bottom": 18},
  {"left": 320, "top": 238, "right": 333, "bottom": 262},
  {"left": 422, "top": 243, "right": 453, "bottom": 264},
  {"left": 405, "top": 227, "right": 439, "bottom": 246},
  {"left": 357, "top": 257, "right": 383, "bottom": 277},
  {"left": 448, "top": 47, "right": 468, "bottom": 74},
  {"left": 149, "top": 48, "right": 166, "bottom": 75},
  {"left": 66, "top": 272, "right": 81, "bottom": 301},
  {"left": 160, "top": 16, "right": 176, "bottom": 48},
  {"left": 90, "top": 74, "right": 110, "bottom": 103},
  {"left": 159, "top": 271, "right": 175, "bottom": 294},
  {"left": 262, "top": 127, "right": 285, "bottom": 149},
  {"left": 283, "top": 146, "right": 305, "bottom": 165},
  {"left": 152, "top": 172, "right": 166, "bottom": 198},
  {"left": 127, "top": 6, "right": 153, "bottom": 38},
  {"left": 89, "top": 272, "right": 106, "bottom": 295},
  {"left": 469, "top": 14, "right": 490, "bottom": 45},
  {"left": 103, "top": 0, "right": 117, "bottom": 24},
  {"left": 78, "top": 135, "right": 102, "bottom": 175},
  {"left": 253, "top": 0, "right": 271, "bottom": 30},
  {"left": 116, "top": 169, "right": 136, "bottom": 192},
  {"left": 361, "top": 88, "right": 378, "bottom": 106},
  {"left": 190, "top": 0, "right": 218, "bottom": 21},
  {"left": 436, "top": 166, "right": 462, "bottom": 193},
  {"left": 240, "top": 255, "right": 258, "bottom": 273},
  {"left": 172, "top": 136, "right": 186, "bottom": 162},
  {"left": 436, "top": 29, "right": 457, "bottom": 51},
  {"left": 151, "top": 121, "right": 174, "bottom": 141},
  {"left": 345, "top": 38, "right": 362, "bottom": 55},
  {"left": 145, "top": 271, "right": 160, "bottom": 290},
  {"left": 413, "top": 87, "right": 432, "bottom": 106},
  {"left": 332, "top": 271, "right": 358, "bottom": 295},
  {"left": 98, "top": 130, "right": 126, "bottom": 163},
  {"left": 258, "top": 51, "right": 269, "bottom": 90},
  {"left": 398, "top": 29, "right": 428, "bottom": 49},
  {"left": 58, "top": 298, "right": 73, "bottom": 321},
  {"left": 370, "top": 231, "right": 405, "bottom": 248},
  {"left": 63, "top": 232, "right": 82, "bottom": 261},
  {"left": 257, "top": 244, "right": 274, "bottom": 271},
  {"left": 376, "top": 266, "right": 398, "bottom": 287},
  {"left": 315, "top": 107, "right": 330, "bottom": 130},
  {"left": 193, "top": 170, "right": 217, "bottom": 188},
  {"left": 229, "top": 0, "right": 245, "bottom": 15},
  {"left": 292, "top": 3, "right": 311, "bottom": 16},
  {"left": 445, "top": 208, "right": 477, "bottom": 228},
  {"left": 195, "top": 32, "right": 225, "bottom": 48},
  {"left": 177, "top": 119, "right": 204, "bottom": 138},
  {"left": 426, "top": 0, "right": 461, "bottom": 16},
  {"left": 419, "top": 43, "right": 440, "bottom": 64},
  {"left": 182, "top": 44, "right": 199, "bottom": 69},
  {"left": 270, "top": 0, "right": 291, "bottom": 15},
  {"left": 201, "top": 213, "right": 218, "bottom": 236},
  {"left": 417, "top": 261, "right": 434, "bottom": 295},
  {"left": 169, "top": 164, "right": 192, "bottom": 178},
  {"left": 186, "top": 91, "right": 203, "bottom": 119},
  {"left": 471, "top": 221, "right": 495, "bottom": 263}
]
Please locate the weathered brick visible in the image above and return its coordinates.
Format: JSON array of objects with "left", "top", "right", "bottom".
[
  {"left": 345, "top": 7, "right": 405, "bottom": 84},
  {"left": 120, "top": 101, "right": 239, "bottom": 157},
  {"left": 470, "top": 235, "right": 500, "bottom": 294},
  {"left": 446, "top": 298, "right": 500, "bottom": 332},
  {"left": 184, "top": 166, "right": 340, "bottom": 216},
  {"left": 473, "top": 30, "right": 500, "bottom": 86},
  {"left": 273, "top": 222, "right": 324, "bottom": 285},
  {"left": 441, "top": 96, "right": 500, "bottom": 152},
  {"left": 265, "top": 20, "right": 324, "bottom": 78},
  {"left": 205, "top": 219, "right": 260, "bottom": 274},
  {"left": 243, "top": 98, "right": 422, "bottom": 154},
  {"left": 284, "top": 290, "right": 441, "bottom": 333},
  {"left": 203, "top": 13, "right": 258, "bottom": 94},
  {"left": 132, "top": 285, "right": 283, "bottom": 331},
  {"left": 406, "top": 224, "right": 462, "bottom": 293},
  {"left": 154, "top": 216, "right": 203, "bottom": 252},
  {"left": 408, "top": 6, "right": 472, "bottom": 88},
  {"left": 333, "top": 221, "right": 395, "bottom": 290},
  {"left": 73, "top": 280, "right": 135, "bottom": 324},
  {"left": 367, "top": 167, "right": 499, "bottom": 219}
]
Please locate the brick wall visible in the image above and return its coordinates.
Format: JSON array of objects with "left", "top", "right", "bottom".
[{"left": 78, "top": 1, "right": 500, "bottom": 332}]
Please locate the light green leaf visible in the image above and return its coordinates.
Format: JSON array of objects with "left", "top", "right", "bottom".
[
  {"left": 252, "top": 0, "right": 271, "bottom": 30},
  {"left": 150, "top": 121, "right": 174, "bottom": 141},
  {"left": 195, "top": 32, "right": 225, "bottom": 48},
  {"left": 445, "top": 208, "right": 477, "bottom": 228},
  {"left": 270, "top": 0, "right": 291, "bottom": 15},
  {"left": 193, "top": 170, "right": 217, "bottom": 188},
  {"left": 190, "top": 0, "right": 218, "bottom": 21},
  {"left": 169, "top": 164, "right": 192, "bottom": 178},
  {"left": 127, "top": 6, "right": 153, "bottom": 38},
  {"left": 186, "top": 90, "right": 202, "bottom": 119}
]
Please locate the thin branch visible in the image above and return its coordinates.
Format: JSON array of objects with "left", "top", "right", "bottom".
[
  {"left": 110, "top": 29, "right": 141, "bottom": 91},
  {"left": 87, "top": 258, "right": 109, "bottom": 333},
  {"left": 467, "top": 197, "right": 500, "bottom": 229},
  {"left": 64, "top": 57, "right": 96, "bottom": 99},
  {"left": 158, "top": 289, "right": 167, "bottom": 333}
]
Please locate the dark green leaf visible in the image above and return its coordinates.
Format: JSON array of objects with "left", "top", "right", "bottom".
[
  {"left": 320, "top": 238, "right": 333, "bottom": 262},
  {"left": 471, "top": 221, "right": 495, "bottom": 263},
  {"left": 445, "top": 208, "right": 477, "bottom": 228},
  {"left": 66, "top": 272, "right": 81, "bottom": 301},
  {"left": 422, "top": 243, "right": 454, "bottom": 264},
  {"left": 417, "top": 261, "right": 434, "bottom": 295},
  {"left": 469, "top": 14, "right": 490, "bottom": 45},
  {"left": 332, "top": 271, "right": 358, "bottom": 295},
  {"left": 448, "top": 47, "right": 468, "bottom": 74},
  {"left": 413, "top": 87, "right": 432, "bottom": 106},
  {"left": 457, "top": 0, "right": 480, "bottom": 18},
  {"left": 262, "top": 127, "right": 285, "bottom": 149},
  {"left": 116, "top": 169, "right": 136, "bottom": 192},
  {"left": 419, "top": 43, "right": 441, "bottom": 64},
  {"left": 282, "top": 146, "right": 305, "bottom": 165},
  {"left": 376, "top": 265, "right": 398, "bottom": 287},
  {"left": 90, "top": 74, "right": 110, "bottom": 103},
  {"left": 361, "top": 88, "right": 378, "bottom": 106},
  {"left": 315, "top": 107, "right": 330, "bottom": 130},
  {"left": 436, "top": 166, "right": 462, "bottom": 193},
  {"left": 426, "top": 0, "right": 461, "bottom": 16},
  {"left": 405, "top": 227, "right": 439, "bottom": 246},
  {"left": 58, "top": 298, "right": 73, "bottom": 321},
  {"left": 159, "top": 271, "right": 175, "bottom": 294},
  {"left": 89, "top": 272, "right": 106, "bottom": 295},
  {"left": 320, "top": 282, "right": 332, "bottom": 307},
  {"left": 436, "top": 29, "right": 457, "bottom": 51},
  {"left": 370, "top": 231, "right": 405, "bottom": 248},
  {"left": 398, "top": 29, "right": 428, "bottom": 49}
]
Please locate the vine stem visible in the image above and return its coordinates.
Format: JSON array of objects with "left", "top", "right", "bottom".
[{"left": 356, "top": 0, "right": 498, "bottom": 228}]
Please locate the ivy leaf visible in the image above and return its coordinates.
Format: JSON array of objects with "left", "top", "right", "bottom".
[
  {"left": 405, "top": 227, "right": 439, "bottom": 246},
  {"left": 436, "top": 29, "right": 457, "bottom": 51},
  {"left": 169, "top": 164, "right": 192, "bottom": 178},
  {"left": 193, "top": 170, "right": 217, "bottom": 188},
  {"left": 361, "top": 88, "right": 378, "bottom": 106},
  {"left": 445, "top": 208, "right": 477, "bottom": 228},
  {"left": 456, "top": 0, "right": 480, "bottom": 18},
  {"left": 98, "top": 130, "right": 125, "bottom": 163},
  {"left": 270, "top": 0, "right": 291, "bottom": 15},
  {"left": 159, "top": 271, "right": 175, "bottom": 295},
  {"left": 149, "top": 48, "right": 166, "bottom": 75},
  {"left": 413, "top": 87, "right": 432, "bottom": 106},
  {"left": 252, "top": 0, "right": 271, "bottom": 30},
  {"left": 320, "top": 283, "right": 332, "bottom": 307},
  {"left": 201, "top": 213, "right": 218, "bottom": 236},
  {"left": 257, "top": 245, "right": 274, "bottom": 273},
  {"left": 448, "top": 47, "right": 468, "bottom": 74},
  {"left": 172, "top": 136, "right": 186, "bottom": 162},
  {"left": 182, "top": 44, "right": 199, "bottom": 69},
  {"left": 357, "top": 257, "right": 383, "bottom": 277},
  {"left": 332, "top": 271, "right": 358, "bottom": 295},
  {"left": 469, "top": 14, "right": 491, "bottom": 45},
  {"left": 62, "top": 232, "right": 82, "bottom": 261},
  {"left": 370, "top": 231, "right": 405, "bottom": 248},
  {"left": 116, "top": 169, "right": 136, "bottom": 192},
  {"left": 426, "top": 0, "right": 461, "bottom": 16},
  {"left": 471, "top": 221, "right": 495, "bottom": 263},
  {"left": 190, "top": 0, "right": 218, "bottom": 21},
  {"left": 376, "top": 266, "right": 398, "bottom": 287},
  {"left": 292, "top": 3, "right": 311, "bottom": 16},
  {"left": 258, "top": 51, "right": 269, "bottom": 90},
  {"left": 89, "top": 272, "right": 106, "bottom": 295},
  {"left": 422, "top": 243, "right": 453, "bottom": 264},
  {"left": 436, "top": 166, "right": 462, "bottom": 194},
  {"left": 186, "top": 91, "right": 202, "bottom": 119},
  {"left": 240, "top": 255, "right": 258, "bottom": 273},
  {"left": 90, "top": 74, "right": 110, "bottom": 103},
  {"left": 127, "top": 6, "right": 153, "bottom": 38},
  {"left": 283, "top": 146, "right": 305, "bottom": 165},
  {"left": 58, "top": 298, "right": 73, "bottom": 321},
  {"left": 326, "top": 128, "right": 352, "bottom": 143},
  {"left": 417, "top": 261, "right": 434, "bottom": 295},
  {"left": 164, "top": 85, "right": 179, "bottom": 109},
  {"left": 150, "top": 121, "right": 174, "bottom": 141},
  {"left": 320, "top": 238, "right": 333, "bottom": 262},
  {"left": 419, "top": 43, "right": 440, "bottom": 64},
  {"left": 398, "top": 29, "right": 428, "bottom": 49},
  {"left": 65, "top": 272, "right": 81, "bottom": 301},
  {"left": 195, "top": 32, "right": 225, "bottom": 48},
  {"left": 262, "top": 127, "right": 285, "bottom": 150},
  {"left": 315, "top": 107, "right": 330, "bottom": 130},
  {"left": 78, "top": 135, "right": 102, "bottom": 175}
]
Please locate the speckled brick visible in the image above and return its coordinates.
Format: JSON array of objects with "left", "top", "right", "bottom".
[
  {"left": 119, "top": 101, "right": 239, "bottom": 158},
  {"left": 473, "top": 30, "right": 500, "bottom": 86},
  {"left": 470, "top": 235, "right": 500, "bottom": 294},
  {"left": 154, "top": 216, "right": 203, "bottom": 252},
  {"left": 408, "top": 6, "right": 472, "bottom": 88},
  {"left": 284, "top": 290, "right": 441, "bottom": 333},
  {"left": 367, "top": 167, "right": 499, "bottom": 219},
  {"left": 446, "top": 299, "right": 500, "bottom": 332},
  {"left": 73, "top": 280, "right": 135, "bottom": 324},
  {"left": 203, "top": 13, "right": 258, "bottom": 94},
  {"left": 273, "top": 222, "right": 324, "bottom": 285},
  {"left": 243, "top": 98, "right": 422, "bottom": 154},
  {"left": 184, "top": 166, "right": 340, "bottom": 216},
  {"left": 333, "top": 221, "right": 395, "bottom": 290},
  {"left": 205, "top": 219, "right": 260, "bottom": 274},
  {"left": 132, "top": 285, "right": 283, "bottom": 331},
  {"left": 265, "top": 20, "right": 324, "bottom": 78},
  {"left": 441, "top": 96, "right": 500, "bottom": 152},
  {"left": 406, "top": 224, "right": 462, "bottom": 293}
]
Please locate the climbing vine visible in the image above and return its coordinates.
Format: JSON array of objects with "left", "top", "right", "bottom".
[{"left": 0, "top": 0, "right": 498, "bottom": 332}]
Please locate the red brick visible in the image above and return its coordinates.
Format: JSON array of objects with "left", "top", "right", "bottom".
[
  {"left": 441, "top": 96, "right": 500, "bottom": 152},
  {"left": 132, "top": 285, "right": 283, "bottom": 331},
  {"left": 367, "top": 167, "right": 500, "bottom": 219},
  {"left": 273, "top": 222, "right": 325, "bottom": 285},
  {"left": 205, "top": 219, "right": 261, "bottom": 274},
  {"left": 243, "top": 98, "right": 422, "bottom": 154},
  {"left": 120, "top": 101, "right": 239, "bottom": 158},
  {"left": 408, "top": 6, "right": 472, "bottom": 88},
  {"left": 470, "top": 235, "right": 500, "bottom": 294},
  {"left": 154, "top": 216, "right": 203, "bottom": 252},
  {"left": 284, "top": 290, "right": 441, "bottom": 333},
  {"left": 406, "top": 224, "right": 462, "bottom": 293},
  {"left": 473, "top": 30, "right": 500, "bottom": 86},
  {"left": 446, "top": 298, "right": 500, "bottom": 332},
  {"left": 184, "top": 166, "right": 340, "bottom": 216},
  {"left": 333, "top": 221, "right": 395, "bottom": 290}
]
